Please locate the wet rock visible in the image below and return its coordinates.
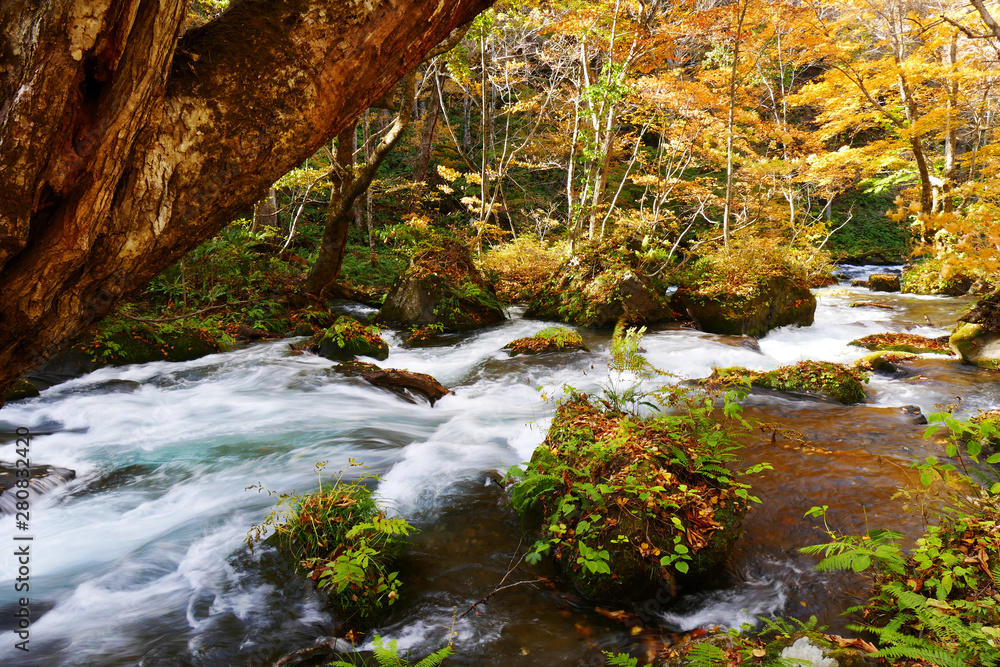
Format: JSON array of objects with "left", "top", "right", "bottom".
[
  {"left": 866, "top": 273, "right": 900, "bottom": 292},
  {"left": 75, "top": 320, "right": 226, "bottom": 367},
  {"left": 740, "top": 336, "right": 762, "bottom": 354},
  {"left": 503, "top": 327, "right": 587, "bottom": 356},
  {"left": 333, "top": 361, "right": 451, "bottom": 405},
  {"left": 525, "top": 249, "right": 674, "bottom": 327},
  {"left": 949, "top": 290, "right": 1000, "bottom": 369},
  {"left": 0, "top": 463, "right": 76, "bottom": 514},
  {"left": 900, "top": 405, "right": 928, "bottom": 425},
  {"left": 510, "top": 395, "right": 748, "bottom": 603},
  {"left": 711, "top": 361, "right": 867, "bottom": 404},
  {"left": 5, "top": 379, "right": 39, "bottom": 402},
  {"left": 235, "top": 324, "right": 270, "bottom": 341},
  {"left": 310, "top": 316, "right": 389, "bottom": 361},
  {"left": 377, "top": 237, "right": 505, "bottom": 331},
  {"left": 853, "top": 351, "right": 918, "bottom": 375},
  {"left": 850, "top": 279, "right": 869, "bottom": 288},
  {"left": 849, "top": 332, "right": 953, "bottom": 356},
  {"left": 673, "top": 273, "right": 816, "bottom": 338},
  {"left": 289, "top": 322, "right": 316, "bottom": 337}
]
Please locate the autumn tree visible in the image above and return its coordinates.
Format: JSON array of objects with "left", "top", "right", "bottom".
[{"left": 0, "top": 0, "right": 493, "bottom": 400}]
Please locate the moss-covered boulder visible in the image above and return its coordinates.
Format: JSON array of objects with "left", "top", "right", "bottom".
[
  {"left": 376, "top": 237, "right": 505, "bottom": 331},
  {"left": 524, "top": 249, "right": 673, "bottom": 327},
  {"left": 849, "top": 332, "right": 953, "bottom": 356},
  {"left": 853, "top": 351, "right": 918, "bottom": 374},
  {"left": 311, "top": 316, "right": 389, "bottom": 361},
  {"left": 711, "top": 361, "right": 867, "bottom": 404},
  {"left": 5, "top": 379, "right": 40, "bottom": 402},
  {"left": 510, "top": 392, "right": 755, "bottom": 602},
  {"left": 673, "top": 274, "right": 816, "bottom": 338},
  {"left": 75, "top": 319, "right": 226, "bottom": 366},
  {"left": 949, "top": 290, "right": 1000, "bottom": 369},
  {"left": 866, "top": 273, "right": 900, "bottom": 292},
  {"left": 949, "top": 323, "right": 1000, "bottom": 369},
  {"left": 503, "top": 327, "right": 587, "bottom": 356}
]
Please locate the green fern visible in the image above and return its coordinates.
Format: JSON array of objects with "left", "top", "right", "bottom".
[
  {"left": 602, "top": 650, "right": 651, "bottom": 667},
  {"left": 685, "top": 643, "right": 727, "bottom": 667},
  {"left": 328, "top": 636, "right": 453, "bottom": 667}
]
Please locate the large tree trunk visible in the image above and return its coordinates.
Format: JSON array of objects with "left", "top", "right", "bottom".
[{"left": 0, "top": 0, "right": 493, "bottom": 400}]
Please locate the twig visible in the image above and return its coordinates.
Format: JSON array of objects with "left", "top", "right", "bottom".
[
  {"left": 455, "top": 577, "right": 555, "bottom": 621},
  {"left": 118, "top": 298, "right": 262, "bottom": 323}
]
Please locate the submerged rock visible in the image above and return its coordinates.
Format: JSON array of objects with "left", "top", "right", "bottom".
[
  {"left": 849, "top": 332, "right": 953, "bottom": 356},
  {"left": 510, "top": 394, "right": 750, "bottom": 602},
  {"left": 711, "top": 360, "right": 867, "bottom": 404},
  {"left": 310, "top": 316, "right": 389, "bottom": 361},
  {"left": 525, "top": 250, "right": 674, "bottom": 327},
  {"left": 673, "top": 273, "right": 816, "bottom": 338},
  {"left": 503, "top": 327, "right": 587, "bottom": 356},
  {"left": 0, "top": 463, "right": 76, "bottom": 514},
  {"left": 377, "top": 237, "right": 505, "bottom": 331}
]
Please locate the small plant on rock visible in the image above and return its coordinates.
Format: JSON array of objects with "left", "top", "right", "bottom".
[{"left": 246, "top": 461, "right": 411, "bottom": 629}]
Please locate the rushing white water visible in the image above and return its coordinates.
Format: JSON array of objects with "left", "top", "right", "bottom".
[{"left": 0, "top": 267, "right": 987, "bottom": 665}]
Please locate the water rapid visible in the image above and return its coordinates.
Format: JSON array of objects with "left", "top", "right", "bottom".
[{"left": 0, "top": 267, "right": 987, "bottom": 666}]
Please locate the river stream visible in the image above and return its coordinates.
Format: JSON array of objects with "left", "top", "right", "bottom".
[{"left": 0, "top": 267, "right": 988, "bottom": 666}]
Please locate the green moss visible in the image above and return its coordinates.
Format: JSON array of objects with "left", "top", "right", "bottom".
[
  {"left": 312, "top": 316, "right": 389, "bottom": 361},
  {"left": 949, "top": 322, "right": 1000, "bottom": 369},
  {"left": 76, "top": 318, "right": 227, "bottom": 366},
  {"left": 712, "top": 361, "right": 867, "bottom": 405},
  {"left": 509, "top": 392, "right": 756, "bottom": 602},
  {"left": 867, "top": 273, "right": 900, "bottom": 292},
  {"left": 5, "top": 379, "right": 40, "bottom": 401},
  {"left": 503, "top": 327, "right": 587, "bottom": 356},
  {"left": 901, "top": 258, "right": 990, "bottom": 296},
  {"left": 849, "top": 332, "right": 953, "bottom": 356}
]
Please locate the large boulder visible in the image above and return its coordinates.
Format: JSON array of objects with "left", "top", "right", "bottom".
[
  {"left": 866, "top": 273, "right": 900, "bottom": 292},
  {"left": 525, "top": 251, "right": 673, "bottom": 327},
  {"left": 75, "top": 319, "right": 226, "bottom": 366},
  {"left": 673, "top": 274, "right": 816, "bottom": 338},
  {"left": 509, "top": 393, "right": 752, "bottom": 602},
  {"left": 377, "top": 237, "right": 505, "bottom": 331},
  {"left": 949, "top": 290, "right": 1000, "bottom": 369}
]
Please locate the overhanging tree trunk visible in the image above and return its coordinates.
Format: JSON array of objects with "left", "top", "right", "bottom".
[{"left": 0, "top": 0, "right": 494, "bottom": 400}]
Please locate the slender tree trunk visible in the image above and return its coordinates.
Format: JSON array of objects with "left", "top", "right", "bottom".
[
  {"left": 0, "top": 0, "right": 493, "bottom": 399},
  {"left": 304, "top": 74, "right": 417, "bottom": 297},
  {"left": 251, "top": 187, "right": 280, "bottom": 236},
  {"left": 943, "top": 32, "right": 959, "bottom": 214},
  {"left": 722, "top": 0, "right": 751, "bottom": 250}
]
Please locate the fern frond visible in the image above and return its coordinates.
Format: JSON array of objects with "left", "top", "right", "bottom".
[
  {"left": 413, "top": 646, "right": 453, "bottom": 667},
  {"left": 685, "top": 643, "right": 727, "bottom": 667}
]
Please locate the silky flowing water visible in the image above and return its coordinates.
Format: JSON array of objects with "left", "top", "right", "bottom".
[{"left": 0, "top": 267, "right": 988, "bottom": 666}]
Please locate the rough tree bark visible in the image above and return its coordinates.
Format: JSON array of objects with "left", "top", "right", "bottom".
[{"left": 0, "top": 0, "right": 494, "bottom": 400}]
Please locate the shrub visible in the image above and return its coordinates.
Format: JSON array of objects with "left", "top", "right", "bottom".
[{"left": 246, "top": 462, "right": 411, "bottom": 629}]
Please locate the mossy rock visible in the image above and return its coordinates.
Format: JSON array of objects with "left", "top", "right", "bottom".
[
  {"left": 673, "top": 273, "right": 816, "bottom": 338},
  {"left": 376, "top": 238, "right": 505, "bottom": 332},
  {"left": 866, "top": 273, "right": 900, "bottom": 292},
  {"left": 525, "top": 249, "right": 674, "bottom": 327},
  {"left": 853, "top": 351, "right": 918, "bottom": 374},
  {"left": 849, "top": 332, "right": 954, "bottom": 356},
  {"left": 850, "top": 279, "right": 869, "bottom": 288},
  {"left": 311, "top": 316, "right": 389, "bottom": 361},
  {"left": 510, "top": 395, "right": 749, "bottom": 602},
  {"left": 949, "top": 322, "right": 1000, "bottom": 369},
  {"left": 5, "top": 379, "right": 40, "bottom": 401},
  {"left": 711, "top": 360, "right": 867, "bottom": 404},
  {"left": 74, "top": 320, "right": 226, "bottom": 366},
  {"left": 503, "top": 327, "right": 587, "bottom": 356}
]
